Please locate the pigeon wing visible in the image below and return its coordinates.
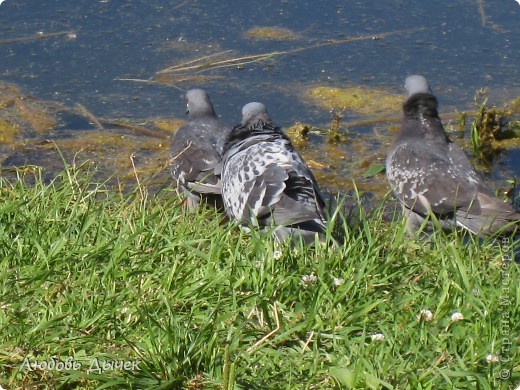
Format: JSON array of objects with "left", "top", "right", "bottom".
[
  {"left": 271, "top": 145, "right": 327, "bottom": 223},
  {"left": 170, "top": 121, "right": 224, "bottom": 193},
  {"left": 388, "top": 143, "right": 480, "bottom": 216},
  {"left": 222, "top": 140, "right": 288, "bottom": 223},
  {"left": 270, "top": 172, "right": 327, "bottom": 225}
]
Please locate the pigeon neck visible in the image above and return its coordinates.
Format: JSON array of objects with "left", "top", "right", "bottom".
[
  {"left": 189, "top": 107, "right": 216, "bottom": 119},
  {"left": 400, "top": 93, "right": 449, "bottom": 143},
  {"left": 223, "top": 120, "right": 285, "bottom": 152},
  {"left": 247, "top": 119, "right": 276, "bottom": 132},
  {"left": 403, "top": 93, "right": 439, "bottom": 118}
]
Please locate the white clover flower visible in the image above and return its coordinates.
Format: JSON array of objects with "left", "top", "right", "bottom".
[
  {"left": 273, "top": 250, "right": 282, "bottom": 260},
  {"left": 301, "top": 273, "right": 317, "bottom": 286},
  {"left": 370, "top": 333, "right": 385, "bottom": 341},
  {"left": 451, "top": 312, "right": 464, "bottom": 322},
  {"left": 486, "top": 354, "right": 499, "bottom": 363},
  {"left": 417, "top": 309, "right": 433, "bottom": 322},
  {"left": 333, "top": 277, "right": 344, "bottom": 286},
  {"left": 120, "top": 307, "right": 130, "bottom": 314}
]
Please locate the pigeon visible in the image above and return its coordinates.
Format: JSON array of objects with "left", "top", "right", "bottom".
[
  {"left": 218, "top": 102, "right": 329, "bottom": 245},
  {"left": 170, "top": 88, "right": 231, "bottom": 209},
  {"left": 386, "top": 75, "right": 519, "bottom": 236}
]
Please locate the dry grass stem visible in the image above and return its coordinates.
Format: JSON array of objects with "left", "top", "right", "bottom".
[
  {"left": 156, "top": 28, "right": 424, "bottom": 76},
  {"left": 247, "top": 302, "right": 280, "bottom": 353},
  {"left": 0, "top": 30, "right": 76, "bottom": 46},
  {"left": 74, "top": 103, "right": 104, "bottom": 130},
  {"left": 301, "top": 331, "right": 315, "bottom": 354}
]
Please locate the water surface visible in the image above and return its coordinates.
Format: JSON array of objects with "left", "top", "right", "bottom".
[{"left": 0, "top": 0, "right": 519, "bottom": 194}]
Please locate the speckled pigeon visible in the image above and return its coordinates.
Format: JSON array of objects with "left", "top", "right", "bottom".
[
  {"left": 218, "top": 102, "right": 328, "bottom": 244},
  {"left": 170, "top": 88, "right": 231, "bottom": 209},
  {"left": 386, "top": 75, "right": 519, "bottom": 236}
]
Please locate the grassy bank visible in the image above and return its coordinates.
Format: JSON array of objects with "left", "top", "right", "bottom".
[{"left": 0, "top": 166, "right": 518, "bottom": 389}]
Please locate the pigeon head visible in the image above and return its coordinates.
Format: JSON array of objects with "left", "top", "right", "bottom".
[
  {"left": 405, "top": 75, "right": 433, "bottom": 97},
  {"left": 185, "top": 88, "right": 216, "bottom": 118},
  {"left": 242, "top": 102, "right": 272, "bottom": 128},
  {"left": 400, "top": 75, "right": 447, "bottom": 143},
  {"left": 222, "top": 102, "right": 283, "bottom": 152}
]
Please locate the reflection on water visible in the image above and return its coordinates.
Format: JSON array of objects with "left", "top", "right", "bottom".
[{"left": 0, "top": 0, "right": 518, "bottom": 196}]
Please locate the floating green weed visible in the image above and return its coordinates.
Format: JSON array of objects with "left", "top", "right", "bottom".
[
  {"left": 306, "top": 85, "right": 401, "bottom": 117},
  {"left": 245, "top": 26, "right": 299, "bottom": 41}
]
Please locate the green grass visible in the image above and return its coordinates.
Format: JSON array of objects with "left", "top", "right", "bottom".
[{"left": 0, "top": 166, "right": 518, "bottom": 389}]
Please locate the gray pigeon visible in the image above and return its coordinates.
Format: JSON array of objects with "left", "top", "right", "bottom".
[
  {"left": 386, "top": 75, "right": 519, "bottom": 236},
  {"left": 170, "top": 88, "right": 230, "bottom": 209},
  {"left": 219, "top": 102, "right": 328, "bottom": 244}
]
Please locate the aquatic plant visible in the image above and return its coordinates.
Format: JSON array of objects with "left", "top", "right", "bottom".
[
  {"left": 0, "top": 119, "right": 21, "bottom": 145},
  {"left": 470, "top": 92, "right": 520, "bottom": 163},
  {"left": 285, "top": 122, "right": 311, "bottom": 149},
  {"left": 0, "top": 81, "right": 56, "bottom": 136},
  {"left": 244, "top": 26, "right": 299, "bottom": 41},
  {"left": 327, "top": 107, "right": 348, "bottom": 143},
  {"left": 306, "top": 85, "right": 401, "bottom": 117}
]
